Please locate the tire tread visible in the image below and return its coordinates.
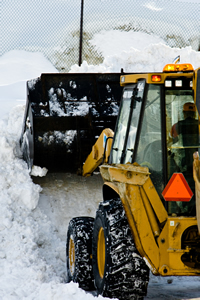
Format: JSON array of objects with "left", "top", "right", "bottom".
[
  {"left": 66, "top": 217, "right": 94, "bottom": 291},
  {"left": 93, "top": 198, "right": 149, "bottom": 300}
]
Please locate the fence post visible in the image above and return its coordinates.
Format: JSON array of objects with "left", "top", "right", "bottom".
[{"left": 79, "top": 0, "right": 84, "bottom": 66}]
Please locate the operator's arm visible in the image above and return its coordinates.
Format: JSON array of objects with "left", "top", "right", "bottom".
[
  {"left": 168, "top": 122, "right": 179, "bottom": 145},
  {"left": 82, "top": 128, "right": 114, "bottom": 177}
]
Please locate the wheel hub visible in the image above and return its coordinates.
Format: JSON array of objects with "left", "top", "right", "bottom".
[
  {"left": 69, "top": 235, "right": 75, "bottom": 276},
  {"left": 97, "top": 227, "right": 105, "bottom": 278}
]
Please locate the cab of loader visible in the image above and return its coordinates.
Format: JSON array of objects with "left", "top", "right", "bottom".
[{"left": 109, "top": 63, "right": 200, "bottom": 217}]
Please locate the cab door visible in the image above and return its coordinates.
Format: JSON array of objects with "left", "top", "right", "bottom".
[{"left": 165, "top": 76, "right": 199, "bottom": 216}]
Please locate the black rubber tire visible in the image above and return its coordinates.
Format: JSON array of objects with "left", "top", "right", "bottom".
[
  {"left": 92, "top": 198, "right": 149, "bottom": 300},
  {"left": 66, "top": 217, "right": 95, "bottom": 291}
]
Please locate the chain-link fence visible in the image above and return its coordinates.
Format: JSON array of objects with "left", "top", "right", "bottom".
[{"left": 1, "top": 0, "right": 200, "bottom": 72}]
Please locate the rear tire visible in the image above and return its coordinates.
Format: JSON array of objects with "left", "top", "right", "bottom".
[
  {"left": 66, "top": 217, "right": 94, "bottom": 291},
  {"left": 92, "top": 198, "right": 149, "bottom": 300}
]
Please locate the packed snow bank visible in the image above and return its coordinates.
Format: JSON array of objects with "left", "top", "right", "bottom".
[
  {"left": 89, "top": 30, "right": 166, "bottom": 57},
  {"left": 70, "top": 43, "right": 200, "bottom": 73},
  {"left": 0, "top": 105, "right": 41, "bottom": 210},
  {"left": 0, "top": 107, "right": 60, "bottom": 298},
  {"left": 0, "top": 105, "right": 109, "bottom": 300}
]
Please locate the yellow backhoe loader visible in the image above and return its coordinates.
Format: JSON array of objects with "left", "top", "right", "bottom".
[{"left": 66, "top": 62, "right": 200, "bottom": 300}]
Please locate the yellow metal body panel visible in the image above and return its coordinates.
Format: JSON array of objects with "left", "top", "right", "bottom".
[
  {"left": 143, "top": 178, "right": 168, "bottom": 225},
  {"left": 120, "top": 72, "right": 194, "bottom": 86},
  {"left": 158, "top": 217, "right": 199, "bottom": 275},
  {"left": 82, "top": 128, "right": 114, "bottom": 177},
  {"left": 103, "top": 181, "right": 119, "bottom": 195},
  {"left": 100, "top": 163, "right": 200, "bottom": 276},
  {"left": 100, "top": 163, "right": 161, "bottom": 274},
  {"left": 120, "top": 183, "right": 160, "bottom": 273}
]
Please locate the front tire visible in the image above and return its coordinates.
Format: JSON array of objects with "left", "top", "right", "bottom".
[
  {"left": 92, "top": 198, "right": 149, "bottom": 300},
  {"left": 66, "top": 217, "right": 94, "bottom": 290}
]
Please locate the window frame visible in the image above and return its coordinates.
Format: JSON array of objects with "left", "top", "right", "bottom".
[
  {"left": 109, "top": 80, "right": 147, "bottom": 165},
  {"left": 109, "top": 84, "right": 136, "bottom": 164},
  {"left": 122, "top": 79, "right": 146, "bottom": 164}
]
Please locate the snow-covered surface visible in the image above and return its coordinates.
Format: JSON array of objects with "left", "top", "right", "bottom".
[
  {"left": 0, "top": 31, "right": 200, "bottom": 299},
  {"left": 0, "top": 50, "right": 57, "bottom": 119},
  {"left": 89, "top": 30, "right": 166, "bottom": 57},
  {"left": 48, "top": 86, "right": 90, "bottom": 117},
  {"left": 70, "top": 40, "right": 200, "bottom": 74}
]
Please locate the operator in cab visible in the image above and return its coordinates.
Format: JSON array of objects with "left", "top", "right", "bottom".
[
  {"left": 169, "top": 102, "right": 198, "bottom": 172},
  {"left": 170, "top": 102, "right": 198, "bottom": 146}
]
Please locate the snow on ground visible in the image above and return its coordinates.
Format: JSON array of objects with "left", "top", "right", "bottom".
[{"left": 0, "top": 31, "right": 200, "bottom": 299}]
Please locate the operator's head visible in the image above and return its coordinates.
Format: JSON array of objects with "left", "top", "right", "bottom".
[{"left": 183, "top": 102, "right": 196, "bottom": 119}]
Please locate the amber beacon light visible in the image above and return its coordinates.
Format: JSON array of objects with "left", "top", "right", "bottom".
[{"left": 163, "top": 63, "right": 194, "bottom": 72}]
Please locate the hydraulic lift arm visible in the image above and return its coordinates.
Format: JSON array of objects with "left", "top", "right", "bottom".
[{"left": 82, "top": 128, "right": 114, "bottom": 177}]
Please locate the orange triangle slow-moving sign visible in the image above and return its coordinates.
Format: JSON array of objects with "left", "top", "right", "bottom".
[{"left": 162, "top": 173, "right": 193, "bottom": 202}]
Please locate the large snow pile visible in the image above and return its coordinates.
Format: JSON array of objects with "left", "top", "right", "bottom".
[
  {"left": 0, "top": 31, "right": 200, "bottom": 299},
  {"left": 89, "top": 30, "right": 166, "bottom": 57},
  {"left": 70, "top": 32, "right": 200, "bottom": 73},
  {"left": 0, "top": 51, "right": 110, "bottom": 300}
]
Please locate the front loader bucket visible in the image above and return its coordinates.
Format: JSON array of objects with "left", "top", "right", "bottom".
[{"left": 20, "top": 73, "right": 123, "bottom": 172}]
